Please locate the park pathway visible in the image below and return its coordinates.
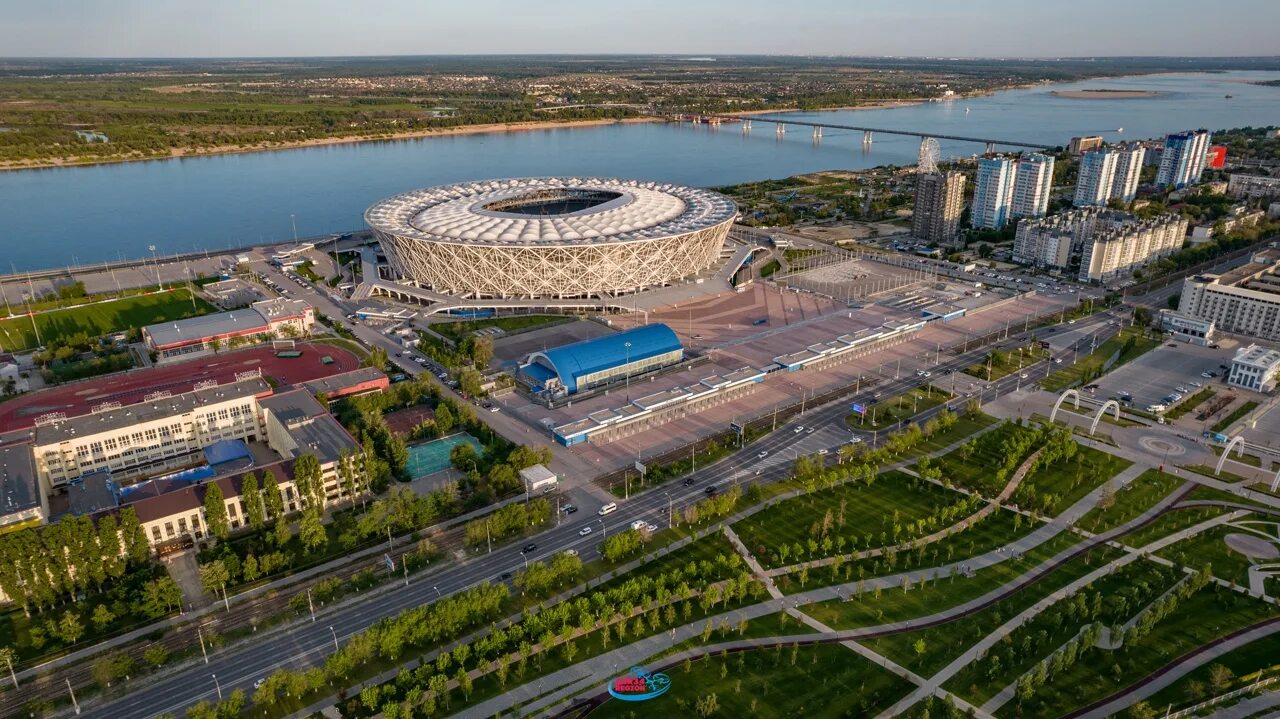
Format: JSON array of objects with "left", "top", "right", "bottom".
[{"left": 467, "top": 463, "right": 1188, "bottom": 718}]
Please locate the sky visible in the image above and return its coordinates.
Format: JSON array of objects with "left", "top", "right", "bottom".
[{"left": 3, "top": 0, "right": 1279, "bottom": 58}]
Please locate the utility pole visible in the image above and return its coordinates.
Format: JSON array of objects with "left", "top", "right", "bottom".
[
  {"left": 198, "top": 627, "right": 208, "bottom": 664},
  {"left": 307, "top": 589, "right": 315, "bottom": 622}
]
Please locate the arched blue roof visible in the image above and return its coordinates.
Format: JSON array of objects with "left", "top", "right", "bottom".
[{"left": 530, "top": 323, "right": 682, "bottom": 394}]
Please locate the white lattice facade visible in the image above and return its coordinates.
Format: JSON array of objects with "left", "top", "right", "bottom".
[{"left": 365, "top": 178, "right": 737, "bottom": 299}]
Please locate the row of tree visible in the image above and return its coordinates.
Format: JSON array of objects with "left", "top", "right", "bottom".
[
  {"left": 0, "top": 508, "right": 150, "bottom": 615},
  {"left": 462, "top": 499, "right": 551, "bottom": 548}
]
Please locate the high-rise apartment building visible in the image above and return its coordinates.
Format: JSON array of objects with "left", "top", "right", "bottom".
[
  {"left": 1156, "top": 130, "right": 1211, "bottom": 189},
  {"left": 1074, "top": 149, "right": 1119, "bottom": 207},
  {"left": 1109, "top": 143, "right": 1146, "bottom": 203},
  {"left": 1011, "top": 153, "right": 1054, "bottom": 219},
  {"left": 1012, "top": 207, "right": 1186, "bottom": 283},
  {"left": 911, "top": 171, "right": 966, "bottom": 245},
  {"left": 972, "top": 156, "right": 1016, "bottom": 229},
  {"left": 1175, "top": 247, "right": 1280, "bottom": 342}
]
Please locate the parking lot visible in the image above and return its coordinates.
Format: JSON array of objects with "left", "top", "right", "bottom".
[{"left": 1092, "top": 338, "right": 1241, "bottom": 412}]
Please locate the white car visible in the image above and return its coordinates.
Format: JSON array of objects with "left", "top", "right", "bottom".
[
  {"left": 1175, "top": 386, "right": 1188, "bottom": 393},
  {"left": 1189, "top": 381, "right": 1202, "bottom": 388},
  {"left": 847, "top": 437, "right": 863, "bottom": 445},
  {"left": 794, "top": 426, "right": 804, "bottom": 434},
  {"left": 254, "top": 678, "right": 266, "bottom": 690},
  {"left": 563, "top": 548, "right": 578, "bottom": 557},
  {"left": 578, "top": 526, "right": 593, "bottom": 537},
  {"left": 817, "top": 448, "right": 829, "bottom": 455},
  {"left": 758, "top": 450, "right": 769, "bottom": 459}
]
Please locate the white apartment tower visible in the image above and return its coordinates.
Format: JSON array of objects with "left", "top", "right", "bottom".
[
  {"left": 1074, "top": 149, "right": 1119, "bottom": 207},
  {"left": 1109, "top": 143, "right": 1146, "bottom": 203},
  {"left": 1011, "top": 153, "right": 1054, "bottom": 219},
  {"left": 972, "top": 156, "right": 1017, "bottom": 229}
]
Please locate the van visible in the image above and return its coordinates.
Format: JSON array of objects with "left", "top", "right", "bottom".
[{"left": 598, "top": 502, "right": 618, "bottom": 516}]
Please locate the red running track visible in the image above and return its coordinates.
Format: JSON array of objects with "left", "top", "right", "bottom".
[{"left": 0, "top": 343, "right": 358, "bottom": 434}]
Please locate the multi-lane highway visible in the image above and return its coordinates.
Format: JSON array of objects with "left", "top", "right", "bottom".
[{"left": 84, "top": 285, "right": 1119, "bottom": 717}]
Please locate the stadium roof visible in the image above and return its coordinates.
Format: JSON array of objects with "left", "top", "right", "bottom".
[
  {"left": 527, "top": 323, "right": 682, "bottom": 394},
  {"left": 365, "top": 177, "right": 737, "bottom": 247}
]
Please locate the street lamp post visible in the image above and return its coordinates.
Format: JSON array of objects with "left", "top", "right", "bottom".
[
  {"left": 212, "top": 673, "right": 222, "bottom": 700},
  {"left": 66, "top": 678, "right": 80, "bottom": 715},
  {"left": 624, "top": 341, "right": 632, "bottom": 402},
  {"left": 329, "top": 625, "right": 339, "bottom": 652}
]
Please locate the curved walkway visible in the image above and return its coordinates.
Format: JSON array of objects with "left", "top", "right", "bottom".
[
  {"left": 1068, "top": 617, "right": 1280, "bottom": 719},
  {"left": 467, "top": 472, "right": 1189, "bottom": 718},
  {"left": 770, "top": 446, "right": 1047, "bottom": 578}
]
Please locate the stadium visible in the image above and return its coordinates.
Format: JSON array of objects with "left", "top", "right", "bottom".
[{"left": 364, "top": 177, "right": 737, "bottom": 300}]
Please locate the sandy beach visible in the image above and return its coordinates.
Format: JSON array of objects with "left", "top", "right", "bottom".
[{"left": 1052, "top": 89, "right": 1160, "bottom": 99}]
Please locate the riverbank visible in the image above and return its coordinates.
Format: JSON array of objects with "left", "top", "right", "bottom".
[
  {"left": 0, "top": 116, "right": 662, "bottom": 172},
  {"left": 726, "top": 99, "right": 928, "bottom": 117}
]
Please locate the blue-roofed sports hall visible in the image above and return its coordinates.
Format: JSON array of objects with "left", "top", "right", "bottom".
[{"left": 521, "top": 323, "right": 683, "bottom": 395}]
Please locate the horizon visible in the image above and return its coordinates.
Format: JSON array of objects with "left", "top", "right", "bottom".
[
  {"left": 4, "top": 53, "right": 1280, "bottom": 61},
  {"left": 5, "top": 0, "right": 1279, "bottom": 58}
]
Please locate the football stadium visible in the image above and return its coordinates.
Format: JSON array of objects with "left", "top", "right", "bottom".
[{"left": 364, "top": 177, "right": 737, "bottom": 300}]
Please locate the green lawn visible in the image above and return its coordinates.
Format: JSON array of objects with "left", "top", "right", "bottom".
[
  {"left": 1075, "top": 469, "right": 1186, "bottom": 534},
  {"left": 859, "top": 540, "right": 1121, "bottom": 677},
  {"left": 933, "top": 421, "right": 1037, "bottom": 495},
  {"left": 1120, "top": 504, "right": 1239, "bottom": 550},
  {"left": 0, "top": 289, "right": 213, "bottom": 351},
  {"left": 803, "top": 530, "right": 1090, "bottom": 632},
  {"left": 1213, "top": 401, "right": 1260, "bottom": 433},
  {"left": 1155, "top": 520, "right": 1264, "bottom": 588},
  {"left": 1143, "top": 631, "right": 1280, "bottom": 712},
  {"left": 1211, "top": 444, "right": 1264, "bottom": 467},
  {"left": 732, "top": 470, "right": 973, "bottom": 568},
  {"left": 962, "top": 343, "right": 1048, "bottom": 381},
  {"left": 944, "top": 559, "right": 1183, "bottom": 707},
  {"left": 760, "top": 259, "right": 782, "bottom": 277},
  {"left": 1005, "top": 585, "right": 1277, "bottom": 718},
  {"left": 847, "top": 387, "right": 952, "bottom": 431},
  {"left": 900, "top": 412, "right": 999, "bottom": 461},
  {"left": 1167, "top": 386, "right": 1216, "bottom": 420},
  {"left": 778, "top": 509, "right": 1041, "bottom": 595},
  {"left": 432, "top": 314, "right": 571, "bottom": 344},
  {"left": 589, "top": 643, "right": 914, "bottom": 719},
  {"left": 1016, "top": 443, "right": 1132, "bottom": 517},
  {"left": 1042, "top": 328, "right": 1160, "bottom": 393}
]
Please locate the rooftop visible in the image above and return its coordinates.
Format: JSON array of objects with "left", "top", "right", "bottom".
[
  {"left": 0, "top": 441, "right": 39, "bottom": 519},
  {"left": 261, "top": 389, "right": 358, "bottom": 463},
  {"left": 301, "top": 367, "right": 388, "bottom": 397},
  {"left": 1233, "top": 344, "right": 1280, "bottom": 369},
  {"left": 65, "top": 470, "right": 119, "bottom": 517},
  {"left": 144, "top": 309, "right": 269, "bottom": 348},
  {"left": 34, "top": 377, "right": 272, "bottom": 446}
]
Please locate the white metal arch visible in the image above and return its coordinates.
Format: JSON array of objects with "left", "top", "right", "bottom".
[
  {"left": 1216, "top": 436, "right": 1246, "bottom": 475},
  {"left": 1272, "top": 467, "right": 1280, "bottom": 494},
  {"left": 1049, "top": 389, "right": 1081, "bottom": 423},
  {"left": 1090, "top": 400, "right": 1120, "bottom": 436}
]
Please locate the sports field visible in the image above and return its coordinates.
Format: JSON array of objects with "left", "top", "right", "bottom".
[{"left": 0, "top": 289, "right": 213, "bottom": 351}]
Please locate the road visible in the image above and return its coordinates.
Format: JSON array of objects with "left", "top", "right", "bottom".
[{"left": 78, "top": 304, "right": 1122, "bottom": 718}]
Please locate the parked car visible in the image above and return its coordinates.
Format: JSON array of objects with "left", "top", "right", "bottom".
[{"left": 562, "top": 504, "right": 577, "bottom": 514}]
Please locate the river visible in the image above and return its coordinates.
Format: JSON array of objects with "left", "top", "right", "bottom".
[{"left": 1, "top": 70, "right": 1277, "bottom": 271}]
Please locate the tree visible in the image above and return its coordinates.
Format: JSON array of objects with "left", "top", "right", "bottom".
[
  {"left": 458, "top": 367, "right": 485, "bottom": 398},
  {"left": 363, "top": 346, "right": 389, "bottom": 370},
  {"left": 261, "top": 470, "right": 285, "bottom": 520},
  {"left": 299, "top": 508, "right": 327, "bottom": 553},
  {"left": 203, "top": 482, "right": 230, "bottom": 541},
  {"left": 58, "top": 611, "right": 84, "bottom": 645},
  {"left": 241, "top": 473, "right": 266, "bottom": 530},
  {"left": 435, "top": 403, "right": 455, "bottom": 435},
  {"left": 292, "top": 454, "right": 324, "bottom": 509},
  {"left": 913, "top": 638, "right": 927, "bottom": 658},
  {"left": 118, "top": 507, "right": 151, "bottom": 565},
  {"left": 1127, "top": 702, "right": 1157, "bottom": 719},
  {"left": 695, "top": 692, "right": 720, "bottom": 717},
  {"left": 144, "top": 644, "right": 169, "bottom": 668},
  {"left": 200, "top": 560, "right": 231, "bottom": 595},
  {"left": 92, "top": 604, "right": 116, "bottom": 631},
  {"left": 471, "top": 336, "right": 494, "bottom": 368},
  {"left": 1209, "top": 663, "right": 1234, "bottom": 693}
]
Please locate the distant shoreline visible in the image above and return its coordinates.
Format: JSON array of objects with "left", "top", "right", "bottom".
[
  {"left": 1052, "top": 89, "right": 1160, "bottom": 99},
  {"left": 0, "top": 116, "right": 660, "bottom": 172}
]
